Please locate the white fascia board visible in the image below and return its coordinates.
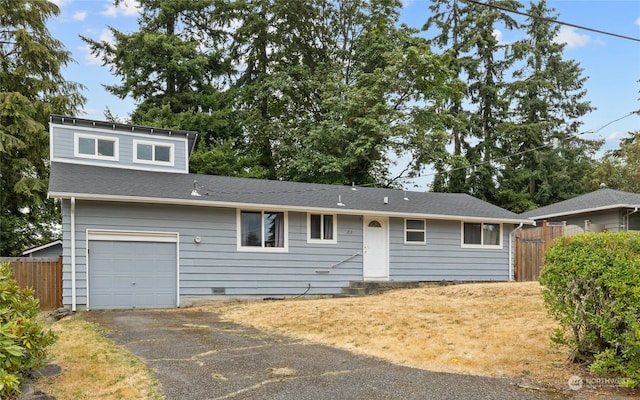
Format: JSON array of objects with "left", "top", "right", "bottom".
[
  {"left": 48, "top": 191, "right": 534, "bottom": 225},
  {"left": 527, "top": 204, "right": 640, "bottom": 221},
  {"left": 21, "top": 239, "right": 63, "bottom": 255}
]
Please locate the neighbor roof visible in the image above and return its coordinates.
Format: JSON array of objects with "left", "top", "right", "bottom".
[
  {"left": 20, "top": 239, "right": 62, "bottom": 256},
  {"left": 50, "top": 115, "right": 199, "bottom": 157},
  {"left": 520, "top": 188, "right": 640, "bottom": 220},
  {"left": 49, "top": 162, "right": 530, "bottom": 224}
]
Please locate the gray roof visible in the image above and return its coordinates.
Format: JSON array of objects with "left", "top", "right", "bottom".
[
  {"left": 50, "top": 115, "right": 199, "bottom": 157},
  {"left": 520, "top": 188, "right": 640, "bottom": 220},
  {"left": 49, "top": 162, "right": 529, "bottom": 223}
]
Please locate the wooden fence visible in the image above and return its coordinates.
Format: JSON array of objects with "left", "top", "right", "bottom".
[
  {"left": 0, "top": 257, "right": 63, "bottom": 310},
  {"left": 515, "top": 222, "right": 565, "bottom": 282}
]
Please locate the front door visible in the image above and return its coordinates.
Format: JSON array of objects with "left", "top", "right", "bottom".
[{"left": 363, "top": 216, "right": 389, "bottom": 280}]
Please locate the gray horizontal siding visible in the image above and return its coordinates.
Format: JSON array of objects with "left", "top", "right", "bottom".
[
  {"left": 52, "top": 125, "right": 187, "bottom": 172},
  {"left": 389, "top": 218, "right": 511, "bottom": 281},
  {"left": 61, "top": 200, "right": 363, "bottom": 305}
]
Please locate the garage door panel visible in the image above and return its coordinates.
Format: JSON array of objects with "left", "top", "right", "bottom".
[{"left": 89, "top": 240, "right": 177, "bottom": 309}]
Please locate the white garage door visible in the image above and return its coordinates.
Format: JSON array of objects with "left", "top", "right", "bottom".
[{"left": 88, "top": 232, "right": 178, "bottom": 309}]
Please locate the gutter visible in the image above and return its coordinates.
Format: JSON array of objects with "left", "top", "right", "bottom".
[
  {"left": 509, "top": 223, "right": 524, "bottom": 281},
  {"left": 70, "top": 197, "right": 76, "bottom": 312}
]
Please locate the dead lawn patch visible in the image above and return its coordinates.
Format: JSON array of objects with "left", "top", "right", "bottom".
[
  {"left": 36, "top": 315, "right": 162, "bottom": 400},
  {"left": 203, "top": 282, "right": 573, "bottom": 388}
]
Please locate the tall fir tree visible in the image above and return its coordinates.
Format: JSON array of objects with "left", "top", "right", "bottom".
[
  {"left": 424, "top": 0, "right": 521, "bottom": 201},
  {"left": 0, "top": 0, "right": 85, "bottom": 256},
  {"left": 499, "top": 0, "right": 600, "bottom": 211}
]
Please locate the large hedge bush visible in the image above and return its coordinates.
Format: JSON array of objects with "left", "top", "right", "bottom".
[
  {"left": 539, "top": 232, "right": 640, "bottom": 388},
  {"left": 0, "top": 262, "right": 57, "bottom": 397}
]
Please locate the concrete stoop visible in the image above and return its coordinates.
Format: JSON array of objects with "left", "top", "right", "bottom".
[{"left": 338, "top": 281, "right": 420, "bottom": 297}]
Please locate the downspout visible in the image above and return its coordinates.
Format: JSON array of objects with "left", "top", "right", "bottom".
[
  {"left": 623, "top": 207, "right": 639, "bottom": 231},
  {"left": 70, "top": 197, "right": 76, "bottom": 312},
  {"left": 509, "top": 223, "right": 524, "bottom": 282}
]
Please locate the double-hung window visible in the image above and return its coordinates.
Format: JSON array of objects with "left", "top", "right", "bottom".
[
  {"left": 462, "top": 222, "right": 502, "bottom": 248},
  {"left": 134, "top": 140, "right": 174, "bottom": 166},
  {"left": 307, "top": 213, "right": 337, "bottom": 244},
  {"left": 74, "top": 133, "right": 118, "bottom": 161},
  {"left": 404, "top": 219, "right": 426, "bottom": 244},
  {"left": 238, "top": 210, "right": 287, "bottom": 251}
]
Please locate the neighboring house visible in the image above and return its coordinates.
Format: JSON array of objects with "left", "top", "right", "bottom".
[
  {"left": 20, "top": 240, "right": 63, "bottom": 258},
  {"left": 48, "top": 115, "right": 533, "bottom": 310},
  {"left": 520, "top": 187, "right": 640, "bottom": 233}
]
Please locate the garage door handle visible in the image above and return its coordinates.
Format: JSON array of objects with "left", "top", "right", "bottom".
[{"left": 132, "top": 282, "right": 136, "bottom": 285}]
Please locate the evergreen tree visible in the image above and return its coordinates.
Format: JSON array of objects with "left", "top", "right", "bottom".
[
  {"left": 0, "top": 0, "right": 85, "bottom": 256},
  {"left": 82, "top": 0, "right": 252, "bottom": 176},
  {"left": 424, "top": 0, "right": 521, "bottom": 201},
  {"left": 590, "top": 131, "right": 640, "bottom": 193},
  {"left": 499, "top": 0, "right": 600, "bottom": 211}
]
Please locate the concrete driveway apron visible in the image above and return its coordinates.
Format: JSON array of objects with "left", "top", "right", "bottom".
[{"left": 85, "top": 309, "right": 562, "bottom": 400}]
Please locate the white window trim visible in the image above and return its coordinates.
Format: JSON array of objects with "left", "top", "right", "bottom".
[
  {"left": 307, "top": 213, "right": 338, "bottom": 244},
  {"left": 74, "top": 132, "right": 119, "bottom": 161},
  {"left": 460, "top": 221, "right": 503, "bottom": 249},
  {"left": 133, "top": 139, "right": 175, "bottom": 166},
  {"left": 236, "top": 209, "right": 289, "bottom": 252},
  {"left": 404, "top": 218, "right": 427, "bottom": 245}
]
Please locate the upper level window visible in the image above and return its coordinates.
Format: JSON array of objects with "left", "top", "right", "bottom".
[
  {"left": 405, "top": 219, "right": 426, "bottom": 244},
  {"left": 308, "top": 213, "right": 337, "bottom": 244},
  {"left": 134, "top": 140, "right": 174, "bottom": 166},
  {"left": 238, "top": 210, "right": 288, "bottom": 252},
  {"left": 462, "top": 222, "right": 502, "bottom": 248},
  {"left": 74, "top": 133, "right": 118, "bottom": 161}
]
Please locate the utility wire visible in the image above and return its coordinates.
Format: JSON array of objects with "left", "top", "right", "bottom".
[{"left": 467, "top": 0, "right": 640, "bottom": 43}]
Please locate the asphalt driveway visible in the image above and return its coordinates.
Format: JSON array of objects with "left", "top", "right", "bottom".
[{"left": 85, "top": 309, "right": 563, "bottom": 400}]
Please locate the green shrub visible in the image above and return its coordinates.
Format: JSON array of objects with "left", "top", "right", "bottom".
[
  {"left": 539, "top": 232, "right": 640, "bottom": 388},
  {"left": 0, "top": 262, "right": 57, "bottom": 398}
]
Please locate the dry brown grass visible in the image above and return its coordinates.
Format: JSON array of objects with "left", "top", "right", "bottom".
[
  {"left": 204, "top": 282, "right": 572, "bottom": 387},
  {"left": 37, "top": 315, "right": 162, "bottom": 400}
]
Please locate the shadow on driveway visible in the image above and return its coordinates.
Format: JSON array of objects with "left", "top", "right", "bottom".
[{"left": 85, "top": 309, "right": 564, "bottom": 400}]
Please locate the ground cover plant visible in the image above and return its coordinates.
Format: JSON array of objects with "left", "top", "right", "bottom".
[
  {"left": 0, "top": 262, "right": 56, "bottom": 398},
  {"left": 540, "top": 232, "right": 640, "bottom": 388}
]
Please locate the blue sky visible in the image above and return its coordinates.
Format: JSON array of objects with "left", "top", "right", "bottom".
[{"left": 48, "top": 0, "right": 639, "bottom": 166}]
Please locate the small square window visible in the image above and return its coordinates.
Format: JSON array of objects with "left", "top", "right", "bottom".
[
  {"left": 78, "top": 137, "right": 95, "bottom": 155},
  {"left": 137, "top": 143, "right": 153, "bottom": 160},
  {"left": 155, "top": 145, "right": 171, "bottom": 162},
  {"left": 405, "top": 219, "right": 426, "bottom": 244},
  {"left": 308, "top": 213, "right": 336, "bottom": 243}
]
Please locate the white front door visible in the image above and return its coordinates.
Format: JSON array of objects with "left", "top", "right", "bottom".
[{"left": 363, "top": 216, "right": 389, "bottom": 280}]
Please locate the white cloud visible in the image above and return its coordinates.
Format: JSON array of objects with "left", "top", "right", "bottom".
[
  {"left": 72, "top": 11, "right": 87, "bottom": 21},
  {"left": 553, "top": 27, "right": 590, "bottom": 49},
  {"left": 493, "top": 29, "right": 503, "bottom": 44},
  {"left": 100, "top": 0, "right": 141, "bottom": 18},
  {"left": 83, "top": 29, "right": 115, "bottom": 65},
  {"left": 50, "top": 0, "right": 72, "bottom": 6},
  {"left": 636, "top": 17, "right": 640, "bottom": 27}
]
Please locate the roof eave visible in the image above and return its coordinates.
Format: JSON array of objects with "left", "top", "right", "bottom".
[
  {"left": 49, "top": 191, "right": 533, "bottom": 225},
  {"left": 525, "top": 204, "right": 640, "bottom": 220}
]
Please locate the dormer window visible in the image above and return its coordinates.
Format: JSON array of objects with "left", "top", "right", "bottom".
[
  {"left": 134, "top": 140, "right": 174, "bottom": 166},
  {"left": 74, "top": 133, "right": 119, "bottom": 161}
]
